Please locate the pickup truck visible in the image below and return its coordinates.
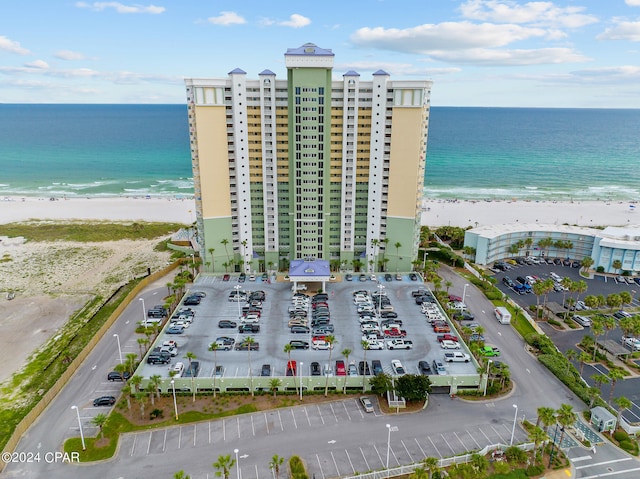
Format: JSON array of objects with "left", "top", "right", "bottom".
[
  {"left": 238, "top": 324, "right": 260, "bottom": 333},
  {"left": 386, "top": 339, "right": 413, "bottom": 350},
  {"left": 235, "top": 340, "right": 260, "bottom": 351},
  {"left": 437, "top": 334, "right": 459, "bottom": 343},
  {"left": 444, "top": 351, "right": 471, "bottom": 363}
]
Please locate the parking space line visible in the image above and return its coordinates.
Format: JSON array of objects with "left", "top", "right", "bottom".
[
  {"left": 373, "top": 444, "right": 384, "bottom": 467},
  {"left": 355, "top": 399, "right": 364, "bottom": 419},
  {"left": 316, "top": 454, "right": 326, "bottom": 479},
  {"left": 478, "top": 427, "right": 492, "bottom": 443},
  {"left": 317, "top": 405, "right": 325, "bottom": 425},
  {"left": 345, "top": 449, "right": 356, "bottom": 474},
  {"left": 342, "top": 402, "right": 351, "bottom": 421},
  {"left": 414, "top": 437, "right": 427, "bottom": 459},
  {"left": 492, "top": 424, "right": 507, "bottom": 444},
  {"left": 254, "top": 464, "right": 259, "bottom": 479},
  {"left": 441, "top": 434, "right": 455, "bottom": 455},
  {"left": 453, "top": 431, "right": 466, "bottom": 450},
  {"left": 330, "top": 451, "right": 340, "bottom": 476},
  {"left": 359, "top": 447, "right": 371, "bottom": 471},
  {"left": 251, "top": 415, "right": 255, "bottom": 436},
  {"left": 178, "top": 427, "right": 182, "bottom": 449},
  {"left": 237, "top": 417, "right": 241, "bottom": 438},
  {"left": 223, "top": 419, "right": 226, "bottom": 441},
  {"left": 277, "top": 410, "right": 284, "bottom": 431},
  {"left": 467, "top": 430, "right": 481, "bottom": 449},
  {"left": 130, "top": 434, "right": 137, "bottom": 456},
  {"left": 193, "top": 424, "right": 197, "bottom": 446},
  {"left": 209, "top": 421, "right": 211, "bottom": 444},
  {"left": 291, "top": 409, "right": 298, "bottom": 429},
  {"left": 147, "top": 432, "right": 152, "bottom": 455},
  {"left": 401, "top": 440, "right": 414, "bottom": 462},
  {"left": 428, "top": 436, "right": 442, "bottom": 458},
  {"left": 303, "top": 407, "right": 311, "bottom": 427},
  {"left": 264, "top": 413, "right": 270, "bottom": 434},
  {"left": 329, "top": 403, "right": 338, "bottom": 422},
  {"left": 390, "top": 445, "right": 399, "bottom": 466}
]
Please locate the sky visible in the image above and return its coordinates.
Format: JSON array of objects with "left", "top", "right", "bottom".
[{"left": 2, "top": 0, "right": 640, "bottom": 107}]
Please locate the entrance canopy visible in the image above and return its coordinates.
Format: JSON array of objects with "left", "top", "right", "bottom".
[{"left": 289, "top": 259, "right": 331, "bottom": 292}]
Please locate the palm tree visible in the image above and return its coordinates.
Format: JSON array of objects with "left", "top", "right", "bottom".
[
  {"left": 269, "top": 454, "right": 285, "bottom": 479},
  {"left": 324, "top": 335, "right": 337, "bottom": 397},
  {"left": 578, "top": 351, "right": 591, "bottom": 377},
  {"left": 591, "top": 318, "right": 605, "bottom": 361},
  {"left": 394, "top": 241, "right": 402, "bottom": 272},
  {"left": 422, "top": 457, "right": 440, "bottom": 479},
  {"left": 581, "top": 256, "right": 594, "bottom": 274},
  {"left": 174, "top": 471, "right": 191, "bottom": 479},
  {"left": 221, "top": 238, "right": 231, "bottom": 266},
  {"left": 148, "top": 374, "right": 162, "bottom": 406},
  {"left": 341, "top": 348, "right": 352, "bottom": 394},
  {"left": 209, "top": 342, "right": 220, "bottom": 398},
  {"left": 612, "top": 259, "right": 623, "bottom": 275},
  {"left": 92, "top": 413, "right": 108, "bottom": 439},
  {"left": 410, "top": 466, "right": 428, "bottom": 479},
  {"left": 134, "top": 392, "right": 146, "bottom": 419},
  {"left": 137, "top": 337, "right": 149, "bottom": 358},
  {"left": 607, "top": 369, "right": 625, "bottom": 404},
  {"left": 130, "top": 374, "right": 143, "bottom": 394},
  {"left": 381, "top": 237, "right": 390, "bottom": 270},
  {"left": 556, "top": 404, "right": 577, "bottom": 447},
  {"left": 574, "top": 280, "right": 588, "bottom": 305},
  {"left": 565, "top": 349, "right": 577, "bottom": 374},
  {"left": 606, "top": 293, "right": 622, "bottom": 313},
  {"left": 536, "top": 406, "right": 556, "bottom": 434},
  {"left": 184, "top": 351, "right": 198, "bottom": 402},
  {"left": 591, "top": 373, "right": 610, "bottom": 392},
  {"left": 361, "top": 340, "right": 370, "bottom": 393},
  {"left": 614, "top": 396, "right": 632, "bottom": 424},
  {"left": 208, "top": 247, "right": 215, "bottom": 272},
  {"left": 586, "top": 386, "right": 601, "bottom": 408},
  {"left": 283, "top": 343, "right": 297, "bottom": 395},
  {"left": 269, "top": 378, "right": 281, "bottom": 398},
  {"left": 619, "top": 291, "right": 632, "bottom": 310},
  {"left": 213, "top": 454, "right": 236, "bottom": 479},
  {"left": 125, "top": 353, "right": 138, "bottom": 376},
  {"left": 371, "top": 238, "right": 380, "bottom": 272},
  {"left": 528, "top": 426, "right": 547, "bottom": 462},
  {"left": 121, "top": 384, "right": 132, "bottom": 411}
]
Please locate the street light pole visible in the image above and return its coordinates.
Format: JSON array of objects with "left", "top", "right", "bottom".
[
  {"left": 234, "top": 448, "right": 240, "bottom": 479},
  {"left": 138, "top": 297, "right": 146, "bottom": 323},
  {"left": 462, "top": 283, "right": 470, "bottom": 305},
  {"left": 235, "top": 285, "right": 242, "bottom": 320},
  {"left": 386, "top": 423, "right": 392, "bottom": 471},
  {"left": 171, "top": 379, "right": 179, "bottom": 421},
  {"left": 483, "top": 359, "right": 492, "bottom": 396},
  {"left": 422, "top": 251, "right": 428, "bottom": 271},
  {"left": 510, "top": 404, "right": 518, "bottom": 445},
  {"left": 113, "top": 333, "right": 123, "bottom": 364},
  {"left": 71, "top": 405, "right": 85, "bottom": 450}
]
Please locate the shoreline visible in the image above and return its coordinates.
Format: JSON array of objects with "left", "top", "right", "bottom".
[{"left": 2, "top": 195, "right": 640, "bottom": 229}]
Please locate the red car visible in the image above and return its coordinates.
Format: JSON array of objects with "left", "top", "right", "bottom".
[
  {"left": 383, "top": 328, "right": 407, "bottom": 338},
  {"left": 223, "top": 274, "right": 230, "bottom": 281},
  {"left": 335, "top": 360, "right": 346, "bottom": 376},
  {"left": 437, "top": 334, "right": 459, "bottom": 343},
  {"left": 433, "top": 324, "right": 451, "bottom": 333},
  {"left": 286, "top": 360, "right": 297, "bottom": 376},
  {"left": 448, "top": 295, "right": 463, "bottom": 302}
]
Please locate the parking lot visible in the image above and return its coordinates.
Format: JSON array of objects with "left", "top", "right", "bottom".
[
  {"left": 136, "top": 273, "right": 480, "bottom": 393},
  {"left": 117, "top": 397, "right": 530, "bottom": 478}
]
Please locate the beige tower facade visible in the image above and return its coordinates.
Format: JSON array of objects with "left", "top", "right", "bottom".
[{"left": 185, "top": 43, "right": 432, "bottom": 274}]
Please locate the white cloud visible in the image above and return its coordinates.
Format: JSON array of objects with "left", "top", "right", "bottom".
[
  {"left": 427, "top": 47, "right": 589, "bottom": 65},
  {"left": 572, "top": 65, "right": 640, "bottom": 82},
  {"left": 24, "top": 60, "right": 49, "bottom": 70},
  {"left": 351, "top": 21, "right": 546, "bottom": 52},
  {"left": 207, "top": 11, "right": 246, "bottom": 26},
  {"left": 279, "top": 14, "right": 311, "bottom": 28},
  {"left": 459, "top": 0, "right": 598, "bottom": 29},
  {"left": 54, "top": 50, "right": 88, "bottom": 61},
  {"left": 335, "top": 61, "right": 461, "bottom": 77},
  {"left": 0, "top": 35, "right": 31, "bottom": 55},
  {"left": 75, "top": 2, "right": 165, "bottom": 14},
  {"left": 625, "top": 0, "right": 640, "bottom": 6},
  {"left": 260, "top": 13, "right": 311, "bottom": 28},
  {"left": 597, "top": 20, "right": 640, "bottom": 41}
]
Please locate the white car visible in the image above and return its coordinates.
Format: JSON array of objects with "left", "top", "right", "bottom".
[
  {"left": 360, "top": 396, "right": 374, "bottom": 413},
  {"left": 370, "top": 274, "right": 377, "bottom": 281},
  {"left": 241, "top": 315, "right": 260, "bottom": 324},
  {"left": 623, "top": 337, "right": 640, "bottom": 351},
  {"left": 440, "top": 340, "right": 461, "bottom": 350},
  {"left": 169, "top": 320, "right": 190, "bottom": 329},
  {"left": 391, "top": 359, "right": 406, "bottom": 376},
  {"left": 171, "top": 362, "right": 185, "bottom": 375},
  {"left": 365, "top": 339, "right": 385, "bottom": 350},
  {"left": 448, "top": 301, "right": 467, "bottom": 311},
  {"left": 361, "top": 324, "right": 381, "bottom": 334}
]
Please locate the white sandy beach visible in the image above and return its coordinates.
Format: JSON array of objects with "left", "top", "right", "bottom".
[
  {"left": 0, "top": 196, "right": 196, "bottom": 225},
  {"left": 2, "top": 195, "right": 640, "bottom": 228}
]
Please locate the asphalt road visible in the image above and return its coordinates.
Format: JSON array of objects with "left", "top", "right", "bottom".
[{"left": 4, "top": 267, "right": 639, "bottom": 479}]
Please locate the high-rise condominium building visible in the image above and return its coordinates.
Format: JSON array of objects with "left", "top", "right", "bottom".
[{"left": 185, "top": 43, "right": 432, "bottom": 274}]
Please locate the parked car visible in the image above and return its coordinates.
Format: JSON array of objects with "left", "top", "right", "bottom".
[
  {"left": 480, "top": 346, "right": 501, "bottom": 357},
  {"left": 171, "top": 362, "right": 185, "bottom": 375},
  {"left": 335, "top": 360, "right": 346, "bottom": 376},
  {"left": 261, "top": 364, "right": 271, "bottom": 377},
  {"left": 235, "top": 340, "right": 259, "bottom": 351},
  {"left": 391, "top": 359, "right": 405, "bottom": 376},
  {"left": 444, "top": 352, "right": 471, "bottom": 362},
  {"left": 385, "top": 273, "right": 393, "bottom": 281},
  {"left": 409, "top": 273, "right": 418, "bottom": 281},
  {"left": 348, "top": 362, "right": 358, "bottom": 376},
  {"left": 360, "top": 396, "right": 374, "bottom": 413},
  {"left": 440, "top": 340, "right": 460, "bottom": 350},
  {"left": 432, "top": 359, "right": 446, "bottom": 375},
  {"left": 289, "top": 340, "right": 310, "bottom": 350},
  {"left": 371, "top": 359, "right": 383, "bottom": 375},
  {"left": 218, "top": 320, "right": 237, "bottom": 328},
  {"left": 291, "top": 325, "right": 311, "bottom": 334},
  {"left": 215, "top": 337, "right": 236, "bottom": 350},
  {"left": 166, "top": 325, "right": 185, "bottom": 334},
  {"left": 147, "top": 352, "right": 171, "bottom": 364},
  {"left": 386, "top": 339, "right": 413, "bottom": 350},
  {"left": 223, "top": 274, "right": 230, "bottom": 281},
  {"left": 359, "top": 361, "right": 371, "bottom": 375},
  {"left": 345, "top": 273, "right": 353, "bottom": 281},
  {"left": 418, "top": 361, "right": 431, "bottom": 375},
  {"left": 182, "top": 361, "right": 200, "bottom": 377},
  {"left": 286, "top": 360, "right": 297, "bottom": 376},
  {"left": 107, "top": 371, "right": 131, "bottom": 381},
  {"left": 93, "top": 396, "right": 116, "bottom": 407},
  {"left": 238, "top": 323, "right": 260, "bottom": 333},
  {"left": 311, "top": 362, "right": 321, "bottom": 376}
]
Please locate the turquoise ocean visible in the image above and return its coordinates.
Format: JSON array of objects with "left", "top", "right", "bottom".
[{"left": 1, "top": 104, "right": 639, "bottom": 201}]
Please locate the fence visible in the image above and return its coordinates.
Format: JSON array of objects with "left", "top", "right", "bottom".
[
  {"left": 340, "top": 442, "right": 535, "bottom": 479},
  {"left": 0, "top": 261, "right": 181, "bottom": 471}
]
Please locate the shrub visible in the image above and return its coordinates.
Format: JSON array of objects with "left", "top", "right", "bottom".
[
  {"left": 613, "top": 430, "right": 629, "bottom": 442},
  {"left": 619, "top": 440, "right": 635, "bottom": 453},
  {"left": 149, "top": 409, "right": 163, "bottom": 420},
  {"left": 525, "top": 464, "right": 544, "bottom": 476},
  {"left": 596, "top": 266, "right": 605, "bottom": 273}
]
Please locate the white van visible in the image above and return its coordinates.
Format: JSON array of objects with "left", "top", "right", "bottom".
[
  {"left": 573, "top": 315, "right": 591, "bottom": 327},
  {"left": 550, "top": 272, "right": 562, "bottom": 282},
  {"left": 494, "top": 307, "right": 512, "bottom": 324}
]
